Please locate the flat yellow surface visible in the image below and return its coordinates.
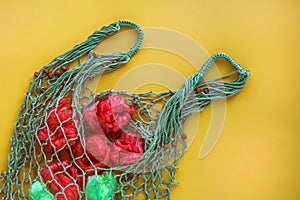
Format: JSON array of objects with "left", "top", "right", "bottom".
[{"left": 0, "top": 0, "right": 299, "bottom": 199}]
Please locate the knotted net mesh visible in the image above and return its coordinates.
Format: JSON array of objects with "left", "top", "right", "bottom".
[{"left": 0, "top": 21, "right": 251, "bottom": 200}]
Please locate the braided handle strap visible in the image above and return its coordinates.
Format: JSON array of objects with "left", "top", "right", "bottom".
[
  {"left": 31, "top": 20, "right": 144, "bottom": 109},
  {"left": 153, "top": 53, "right": 251, "bottom": 147},
  {"left": 88, "top": 20, "right": 144, "bottom": 58},
  {"left": 39, "top": 20, "right": 143, "bottom": 73}
]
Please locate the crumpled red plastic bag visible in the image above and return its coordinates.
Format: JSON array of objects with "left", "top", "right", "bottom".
[
  {"left": 38, "top": 95, "right": 145, "bottom": 199},
  {"left": 37, "top": 98, "right": 78, "bottom": 152},
  {"left": 41, "top": 161, "right": 80, "bottom": 200},
  {"left": 97, "top": 95, "right": 136, "bottom": 139},
  {"left": 86, "top": 130, "right": 144, "bottom": 167}
]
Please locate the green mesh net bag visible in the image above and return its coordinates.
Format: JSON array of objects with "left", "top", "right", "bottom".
[{"left": 0, "top": 20, "right": 251, "bottom": 200}]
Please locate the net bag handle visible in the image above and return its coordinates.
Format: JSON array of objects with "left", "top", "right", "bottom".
[
  {"left": 38, "top": 20, "right": 144, "bottom": 73},
  {"left": 31, "top": 21, "right": 144, "bottom": 107},
  {"left": 151, "top": 52, "right": 251, "bottom": 149}
]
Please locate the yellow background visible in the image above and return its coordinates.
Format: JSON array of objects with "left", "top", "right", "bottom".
[{"left": 0, "top": 0, "right": 299, "bottom": 199}]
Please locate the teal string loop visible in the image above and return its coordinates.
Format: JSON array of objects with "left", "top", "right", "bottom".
[
  {"left": 44, "top": 20, "right": 143, "bottom": 71},
  {"left": 148, "top": 53, "right": 251, "bottom": 156},
  {"left": 199, "top": 52, "right": 251, "bottom": 76},
  {"left": 118, "top": 20, "right": 144, "bottom": 57}
]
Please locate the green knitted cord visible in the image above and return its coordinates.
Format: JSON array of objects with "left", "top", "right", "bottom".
[{"left": 0, "top": 20, "right": 251, "bottom": 200}]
